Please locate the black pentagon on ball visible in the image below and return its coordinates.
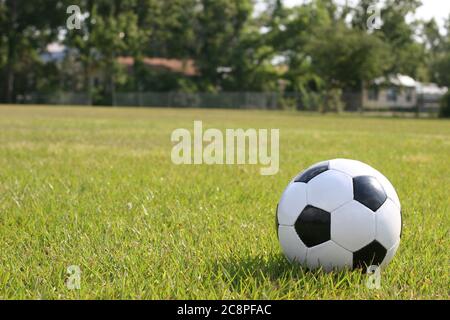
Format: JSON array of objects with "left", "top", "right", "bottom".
[
  {"left": 353, "top": 240, "right": 387, "bottom": 270},
  {"left": 353, "top": 176, "right": 387, "bottom": 211},
  {"left": 294, "top": 161, "right": 329, "bottom": 183},
  {"left": 294, "top": 205, "right": 330, "bottom": 247}
]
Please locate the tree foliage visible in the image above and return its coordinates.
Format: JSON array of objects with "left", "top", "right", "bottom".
[{"left": 0, "top": 0, "right": 448, "bottom": 105}]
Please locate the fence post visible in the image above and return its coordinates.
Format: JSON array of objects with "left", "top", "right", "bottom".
[
  {"left": 416, "top": 94, "right": 422, "bottom": 118},
  {"left": 137, "top": 91, "right": 141, "bottom": 107},
  {"left": 167, "top": 92, "right": 171, "bottom": 108}
]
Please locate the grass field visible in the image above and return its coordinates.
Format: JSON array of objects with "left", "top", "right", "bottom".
[{"left": 0, "top": 105, "right": 448, "bottom": 299}]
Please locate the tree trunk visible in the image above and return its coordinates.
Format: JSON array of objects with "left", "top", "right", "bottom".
[
  {"left": 5, "top": 42, "right": 15, "bottom": 103},
  {"left": 84, "top": 56, "right": 93, "bottom": 105},
  {"left": 4, "top": 0, "right": 18, "bottom": 103},
  {"left": 134, "top": 59, "right": 143, "bottom": 107},
  {"left": 109, "top": 56, "right": 116, "bottom": 106}
]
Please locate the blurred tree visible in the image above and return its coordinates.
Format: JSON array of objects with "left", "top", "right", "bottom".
[
  {"left": 427, "top": 15, "right": 450, "bottom": 87},
  {"left": 0, "top": 0, "right": 67, "bottom": 102},
  {"left": 215, "top": 0, "right": 280, "bottom": 91},
  {"left": 439, "top": 91, "right": 450, "bottom": 118},
  {"left": 133, "top": 0, "right": 199, "bottom": 92},
  {"left": 192, "top": 0, "right": 254, "bottom": 91},
  {"left": 0, "top": 0, "right": 447, "bottom": 106},
  {"left": 352, "top": 0, "right": 428, "bottom": 79},
  {"left": 307, "top": 23, "right": 391, "bottom": 91},
  {"left": 64, "top": 0, "right": 141, "bottom": 104},
  {"left": 268, "top": 0, "right": 333, "bottom": 93},
  {"left": 376, "top": 0, "right": 424, "bottom": 78},
  {"left": 266, "top": 0, "right": 390, "bottom": 111},
  {"left": 422, "top": 18, "right": 443, "bottom": 54}
]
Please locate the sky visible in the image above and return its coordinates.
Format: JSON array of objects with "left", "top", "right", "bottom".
[
  {"left": 257, "top": 0, "right": 450, "bottom": 30},
  {"left": 407, "top": 0, "right": 450, "bottom": 24}
]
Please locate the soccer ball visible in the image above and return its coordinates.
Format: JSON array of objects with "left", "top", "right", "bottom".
[{"left": 276, "top": 159, "right": 401, "bottom": 272}]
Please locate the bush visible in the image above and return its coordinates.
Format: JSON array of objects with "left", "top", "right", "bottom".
[
  {"left": 439, "top": 92, "right": 450, "bottom": 118},
  {"left": 299, "top": 89, "right": 323, "bottom": 111},
  {"left": 322, "top": 88, "right": 344, "bottom": 113}
]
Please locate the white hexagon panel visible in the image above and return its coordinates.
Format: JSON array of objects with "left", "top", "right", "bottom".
[
  {"left": 381, "top": 240, "right": 400, "bottom": 268},
  {"left": 277, "top": 182, "right": 307, "bottom": 226},
  {"left": 329, "top": 158, "right": 377, "bottom": 177},
  {"left": 331, "top": 200, "right": 376, "bottom": 252},
  {"left": 307, "top": 170, "right": 353, "bottom": 212},
  {"left": 278, "top": 225, "right": 308, "bottom": 265},
  {"left": 375, "top": 198, "right": 402, "bottom": 250},
  {"left": 306, "top": 240, "right": 353, "bottom": 272}
]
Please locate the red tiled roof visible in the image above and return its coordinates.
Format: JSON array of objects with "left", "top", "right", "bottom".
[{"left": 117, "top": 56, "right": 198, "bottom": 76}]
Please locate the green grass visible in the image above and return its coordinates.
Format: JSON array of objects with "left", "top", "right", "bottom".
[{"left": 0, "top": 104, "right": 448, "bottom": 299}]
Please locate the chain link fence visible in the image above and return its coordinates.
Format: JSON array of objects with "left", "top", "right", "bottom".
[
  {"left": 114, "top": 92, "right": 280, "bottom": 109},
  {"left": 16, "top": 92, "right": 91, "bottom": 106},
  {"left": 14, "top": 91, "right": 443, "bottom": 115}
]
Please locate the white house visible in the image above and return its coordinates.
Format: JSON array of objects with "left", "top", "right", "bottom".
[
  {"left": 416, "top": 82, "right": 448, "bottom": 112},
  {"left": 361, "top": 74, "right": 447, "bottom": 111}
]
